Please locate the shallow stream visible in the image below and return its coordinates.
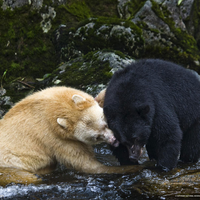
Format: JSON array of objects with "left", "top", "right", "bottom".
[
  {"left": 1, "top": 144, "right": 200, "bottom": 200},
  {"left": 1, "top": 89, "right": 200, "bottom": 199}
]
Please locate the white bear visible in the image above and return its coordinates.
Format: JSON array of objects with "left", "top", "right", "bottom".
[{"left": 0, "top": 87, "right": 141, "bottom": 185}]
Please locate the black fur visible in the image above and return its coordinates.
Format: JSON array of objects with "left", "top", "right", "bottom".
[{"left": 104, "top": 59, "right": 200, "bottom": 171}]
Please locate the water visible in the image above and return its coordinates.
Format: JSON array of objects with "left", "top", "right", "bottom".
[
  {"left": 1, "top": 144, "right": 200, "bottom": 200},
  {"left": 1, "top": 89, "right": 200, "bottom": 200},
  {"left": 0, "top": 144, "right": 146, "bottom": 200}
]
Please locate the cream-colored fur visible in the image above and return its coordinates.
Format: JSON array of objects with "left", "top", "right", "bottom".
[{"left": 0, "top": 87, "right": 142, "bottom": 184}]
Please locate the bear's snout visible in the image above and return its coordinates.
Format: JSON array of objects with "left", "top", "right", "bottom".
[
  {"left": 111, "top": 138, "right": 120, "bottom": 147},
  {"left": 103, "top": 130, "right": 119, "bottom": 147}
]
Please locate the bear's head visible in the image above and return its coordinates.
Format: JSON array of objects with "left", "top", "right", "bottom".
[
  {"left": 104, "top": 102, "right": 151, "bottom": 162},
  {"left": 95, "top": 88, "right": 151, "bottom": 162},
  {"left": 102, "top": 79, "right": 153, "bottom": 163},
  {"left": 57, "top": 94, "right": 119, "bottom": 147}
]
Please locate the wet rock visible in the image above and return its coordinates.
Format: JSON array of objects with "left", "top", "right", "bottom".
[{"left": 132, "top": 164, "right": 200, "bottom": 198}]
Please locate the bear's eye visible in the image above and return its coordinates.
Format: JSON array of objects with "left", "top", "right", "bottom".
[
  {"left": 86, "top": 120, "right": 93, "bottom": 126},
  {"left": 91, "top": 135, "right": 101, "bottom": 142},
  {"left": 104, "top": 124, "right": 108, "bottom": 129},
  {"left": 96, "top": 135, "right": 101, "bottom": 141}
]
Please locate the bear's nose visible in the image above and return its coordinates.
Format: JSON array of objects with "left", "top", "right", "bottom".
[{"left": 112, "top": 139, "right": 120, "bottom": 147}]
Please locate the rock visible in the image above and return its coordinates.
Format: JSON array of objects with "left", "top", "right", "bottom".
[
  {"left": 133, "top": 168, "right": 200, "bottom": 198},
  {"left": 53, "top": 18, "right": 143, "bottom": 63},
  {"left": 37, "top": 50, "right": 135, "bottom": 96},
  {"left": 1, "top": 0, "right": 200, "bottom": 84},
  {"left": 132, "top": 0, "right": 171, "bottom": 33}
]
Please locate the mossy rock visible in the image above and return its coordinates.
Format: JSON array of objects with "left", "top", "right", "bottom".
[
  {"left": 37, "top": 49, "right": 134, "bottom": 96},
  {"left": 129, "top": 0, "right": 200, "bottom": 70},
  {"left": 117, "top": 0, "right": 147, "bottom": 19},
  {"left": 1, "top": 0, "right": 200, "bottom": 86},
  {"left": 53, "top": 0, "right": 200, "bottom": 70},
  {"left": 53, "top": 17, "right": 144, "bottom": 62},
  {"left": 0, "top": 0, "right": 119, "bottom": 84},
  {"left": 0, "top": 4, "right": 57, "bottom": 83}
]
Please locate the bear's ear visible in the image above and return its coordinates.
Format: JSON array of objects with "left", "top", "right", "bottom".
[
  {"left": 57, "top": 118, "right": 68, "bottom": 129},
  {"left": 137, "top": 104, "right": 150, "bottom": 116},
  {"left": 72, "top": 94, "right": 86, "bottom": 104}
]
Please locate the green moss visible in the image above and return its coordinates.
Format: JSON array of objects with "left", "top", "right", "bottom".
[
  {"left": 191, "top": 1, "right": 200, "bottom": 35},
  {"left": 136, "top": 11, "right": 199, "bottom": 69},
  {"left": 1, "top": 0, "right": 199, "bottom": 86},
  {"left": 85, "top": 0, "right": 118, "bottom": 17},
  {"left": 52, "top": 0, "right": 118, "bottom": 30},
  {"left": 190, "top": 1, "right": 200, "bottom": 50},
  {"left": 42, "top": 0, "right": 52, "bottom": 7},
  {"left": 7, "top": 22, "right": 16, "bottom": 39},
  {"left": 10, "top": 62, "right": 23, "bottom": 71},
  {"left": 113, "top": 50, "right": 127, "bottom": 59},
  {"left": 60, "top": 52, "right": 112, "bottom": 88},
  {"left": 61, "top": 17, "right": 144, "bottom": 61},
  {"left": 65, "top": 1, "right": 91, "bottom": 21},
  {"left": 96, "top": 16, "right": 123, "bottom": 25},
  {"left": 41, "top": 50, "right": 113, "bottom": 91},
  {"left": 124, "top": 20, "right": 143, "bottom": 35},
  {"left": 0, "top": 0, "right": 120, "bottom": 84},
  {"left": 51, "top": 5, "right": 78, "bottom": 30},
  {"left": 93, "top": 16, "right": 143, "bottom": 35},
  {"left": 1, "top": 0, "right": 95, "bottom": 82},
  {"left": 150, "top": 0, "right": 200, "bottom": 62},
  {"left": 27, "top": 31, "right": 35, "bottom": 39},
  {"left": 141, "top": 45, "right": 199, "bottom": 72},
  {"left": 0, "top": 3, "right": 56, "bottom": 82},
  {"left": 126, "top": 0, "right": 147, "bottom": 18}
]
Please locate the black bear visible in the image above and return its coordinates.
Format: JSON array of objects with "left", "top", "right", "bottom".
[{"left": 103, "top": 59, "right": 200, "bottom": 171}]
